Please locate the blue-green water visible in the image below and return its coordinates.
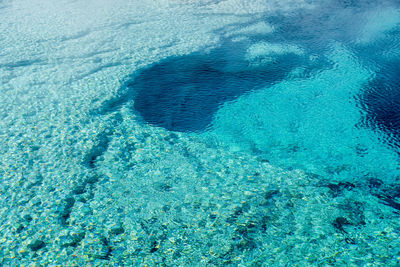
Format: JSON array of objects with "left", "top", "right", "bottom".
[{"left": 1, "top": 0, "right": 400, "bottom": 265}]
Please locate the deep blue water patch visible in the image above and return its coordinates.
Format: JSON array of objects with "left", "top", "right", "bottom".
[
  {"left": 96, "top": 17, "right": 331, "bottom": 132},
  {"left": 354, "top": 22, "right": 400, "bottom": 150},
  {"left": 101, "top": 0, "right": 400, "bottom": 138},
  {"left": 360, "top": 60, "right": 400, "bottom": 149},
  {"left": 130, "top": 43, "right": 309, "bottom": 132}
]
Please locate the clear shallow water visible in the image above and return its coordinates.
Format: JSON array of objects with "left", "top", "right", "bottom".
[{"left": 1, "top": 0, "right": 400, "bottom": 265}]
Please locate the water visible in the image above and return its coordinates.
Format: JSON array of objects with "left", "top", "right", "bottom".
[
  {"left": 1, "top": 0, "right": 400, "bottom": 265},
  {"left": 131, "top": 41, "right": 307, "bottom": 132}
]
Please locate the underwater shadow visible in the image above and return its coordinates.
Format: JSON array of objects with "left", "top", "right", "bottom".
[
  {"left": 131, "top": 42, "right": 305, "bottom": 132},
  {"left": 360, "top": 59, "right": 400, "bottom": 150}
]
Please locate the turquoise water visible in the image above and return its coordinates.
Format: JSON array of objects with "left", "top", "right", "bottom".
[{"left": 1, "top": 0, "right": 400, "bottom": 265}]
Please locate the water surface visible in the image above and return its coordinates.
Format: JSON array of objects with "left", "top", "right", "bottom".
[{"left": 1, "top": 0, "right": 400, "bottom": 265}]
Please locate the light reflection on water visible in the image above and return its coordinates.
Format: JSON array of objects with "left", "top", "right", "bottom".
[{"left": 128, "top": 1, "right": 400, "bottom": 176}]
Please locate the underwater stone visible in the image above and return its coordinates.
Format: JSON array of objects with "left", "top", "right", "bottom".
[
  {"left": 377, "top": 194, "right": 400, "bottom": 211},
  {"left": 263, "top": 189, "right": 279, "bottom": 200},
  {"left": 326, "top": 182, "right": 355, "bottom": 197},
  {"left": 332, "top": 217, "right": 352, "bottom": 233},
  {"left": 59, "top": 196, "right": 75, "bottom": 225},
  {"left": 23, "top": 214, "right": 33, "bottom": 222},
  {"left": 367, "top": 178, "right": 383, "bottom": 189},
  {"left": 110, "top": 226, "right": 125, "bottom": 235},
  {"left": 345, "top": 237, "right": 356, "bottom": 244},
  {"left": 62, "top": 231, "right": 86, "bottom": 248},
  {"left": 16, "top": 224, "right": 25, "bottom": 233},
  {"left": 28, "top": 239, "right": 46, "bottom": 252},
  {"left": 149, "top": 241, "right": 159, "bottom": 253}
]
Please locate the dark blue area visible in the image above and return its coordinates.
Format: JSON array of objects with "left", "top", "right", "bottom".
[
  {"left": 131, "top": 43, "right": 306, "bottom": 132},
  {"left": 129, "top": 0, "right": 370, "bottom": 133},
  {"left": 103, "top": 0, "right": 400, "bottom": 139},
  {"left": 360, "top": 60, "right": 400, "bottom": 148},
  {"left": 353, "top": 20, "right": 400, "bottom": 149}
]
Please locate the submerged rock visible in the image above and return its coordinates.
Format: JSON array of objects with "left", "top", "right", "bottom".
[{"left": 28, "top": 239, "right": 46, "bottom": 252}]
